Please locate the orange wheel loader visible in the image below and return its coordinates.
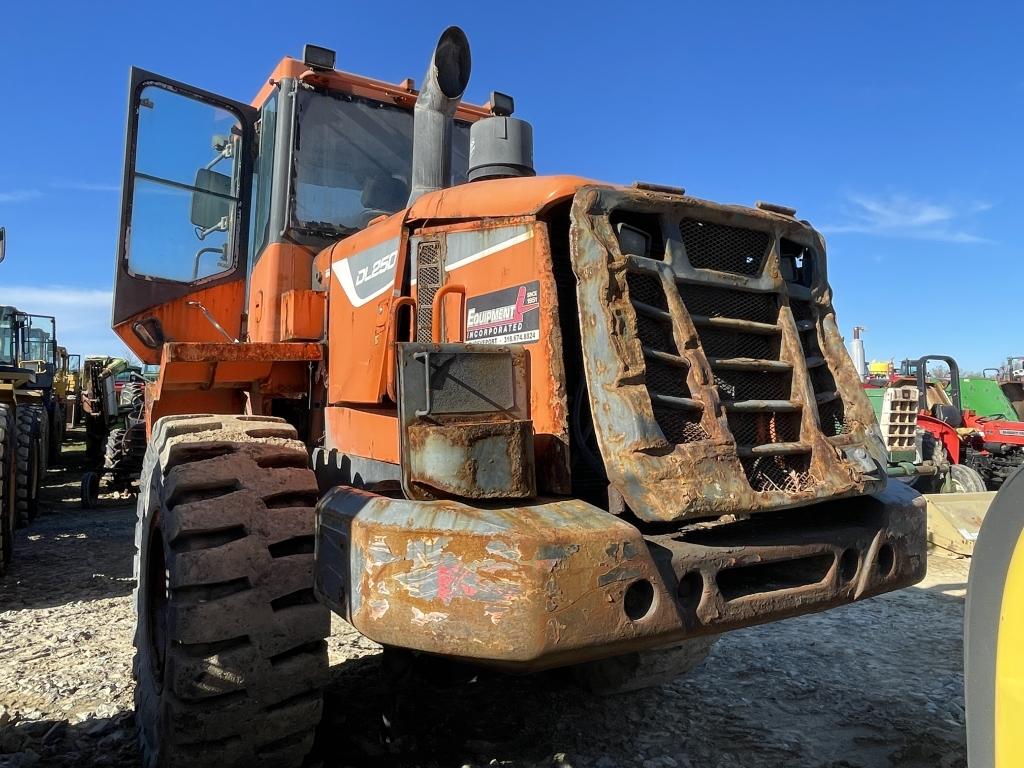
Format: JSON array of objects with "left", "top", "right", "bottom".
[{"left": 111, "top": 28, "right": 927, "bottom": 767}]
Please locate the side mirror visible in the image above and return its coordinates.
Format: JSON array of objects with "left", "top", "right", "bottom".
[
  {"left": 190, "top": 168, "right": 232, "bottom": 230},
  {"left": 0, "top": 227, "right": 6, "bottom": 263}
]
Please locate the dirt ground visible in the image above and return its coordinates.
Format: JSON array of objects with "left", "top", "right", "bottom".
[{"left": 0, "top": 434, "right": 969, "bottom": 768}]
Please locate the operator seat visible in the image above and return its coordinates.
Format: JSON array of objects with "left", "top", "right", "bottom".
[
  {"left": 357, "top": 176, "right": 408, "bottom": 229},
  {"left": 932, "top": 403, "right": 963, "bottom": 428}
]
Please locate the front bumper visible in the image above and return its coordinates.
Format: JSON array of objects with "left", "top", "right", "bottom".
[{"left": 315, "top": 483, "right": 926, "bottom": 670}]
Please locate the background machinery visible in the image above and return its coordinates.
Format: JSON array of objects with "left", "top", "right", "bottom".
[
  {"left": 110, "top": 29, "right": 927, "bottom": 766},
  {"left": 0, "top": 304, "right": 50, "bottom": 572},
  {"left": 15, "top": 311, "right": 63, "bottom": 468},
  {"left": 78, "top": 356, "right": 147, "bottom": 506},
  {"left": 904, "top": 356, "right": 1024, "bottom": 491}
]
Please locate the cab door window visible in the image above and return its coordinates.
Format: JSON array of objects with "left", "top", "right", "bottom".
[{"left": 127, "top": 85, "right": 243, "bottom": 283}]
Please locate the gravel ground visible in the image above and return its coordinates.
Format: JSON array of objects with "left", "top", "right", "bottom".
[{"left": 0, "top": 435, "right": 970, "bottom": 767}]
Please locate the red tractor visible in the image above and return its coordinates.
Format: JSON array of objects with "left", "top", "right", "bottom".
[{"left": 908, "top": 355, "right": 1024, "bottom": 490}]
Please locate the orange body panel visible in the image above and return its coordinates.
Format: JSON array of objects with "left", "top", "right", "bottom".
[
  {"left": 324, "top": 215, "right": 406, "bottom": 405},
  {"left": 113, "top": 280, "right": 244, "bottom": 365},
  {"left": 406, "top": 175, "right": 592, "bottom": 221},
  {"left": 248, "top": 242, "right": 317, "bottom": 343},
  {"left": 280, "top": 290, "right": 326, "bottom": 342},
  {"left": 326, "top": 406, "right": 400, "bottom": 464}
]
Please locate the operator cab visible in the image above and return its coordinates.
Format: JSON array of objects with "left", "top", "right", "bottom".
[{"left": 112, "top": 46, "right": 485, "bottom": 354}]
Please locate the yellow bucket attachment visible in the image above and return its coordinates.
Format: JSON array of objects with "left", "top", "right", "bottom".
[{"left": 924, "top": 491, "right": 997, "bottom": 556}]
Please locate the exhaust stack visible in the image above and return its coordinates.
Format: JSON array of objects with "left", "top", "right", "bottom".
[{"left": 407, "top": 27, "right": 471, "bottom": 206}]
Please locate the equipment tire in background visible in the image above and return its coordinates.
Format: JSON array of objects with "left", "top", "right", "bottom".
[
  {"left": 950, "top": 463, "right": 987, "bottom": 494},
  {"left": 80, "top": 471, "right": 100, "bottom": 510},
  {"left": 966, "top": 465, "right": 1024, "bottom": 767},
  {"left": 133, "top": 414, "right": 329, "bottom": 768},
  {"left": 47, "top": 402, "right": 63, "bottom": 466},
  {"left": 15, "top": 405, "right": 43, "bottom": 526},
  {"left": 0, "top": 404, "right": 14, "bottom": 574}
]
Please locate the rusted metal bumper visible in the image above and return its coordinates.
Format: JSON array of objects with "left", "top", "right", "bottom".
[{"left": 315, "top": 482, "right": 926, "bottom": 670}]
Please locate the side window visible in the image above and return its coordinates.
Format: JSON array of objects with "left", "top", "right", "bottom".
[
  {"left": 250, "top": 92, "right": 278, "bottom": 265},
  {"left": 126, "top": 84, "right": 243, "bottom": 283}
]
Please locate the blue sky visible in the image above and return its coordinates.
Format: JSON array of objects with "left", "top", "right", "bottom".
[{"left": 0, "top": 2, "right": 1020, "bottom": 371}]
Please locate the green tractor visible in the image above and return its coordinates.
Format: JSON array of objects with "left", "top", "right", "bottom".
[{"left": 960, "top": 359, "right": 1024, "bottom": 422}]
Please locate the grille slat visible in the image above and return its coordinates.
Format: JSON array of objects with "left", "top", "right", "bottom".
[
  {"left": 680, "top": 219, "right": 771, "bottom": 276},
  {"left": 677, "top": 283, "right": 779, "bottom": 325}
]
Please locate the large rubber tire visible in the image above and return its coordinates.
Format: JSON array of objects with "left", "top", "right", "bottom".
[
  {"left": 35, "top": 404, "right": 50, "bottom": 474},
  {"left": 949, "top": 463, "right": 987, "bottom": 494},
  {"left": 0, "top": 404, "right": 14, "bottom": 574},
  {"left": 80, "top": 471, "right": 101, "bottom": 510},
  {"left": 120, "top": 382, "right": 146, "bottom": 418},
  {"left": 570, "top": 636, "right": 718, "bottom": 695},
  {"left": 104, "top": 428, "right": 128, "bottom": 471},
  {"left": 15, "top": 405, "right": 43, "bottom": 526},
  {"left": 47, "top": 402, "right": 63, "bottom": 466},
  {"left": 133, "top": 414, "right": 329, "bottom": 768}
]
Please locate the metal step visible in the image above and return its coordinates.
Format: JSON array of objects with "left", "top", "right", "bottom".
[{"left": 815, "top": 390, "right": 840, "bottom": 405}]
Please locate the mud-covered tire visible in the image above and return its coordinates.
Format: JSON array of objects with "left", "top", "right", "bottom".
[
  {"left": 133, "top": 414, "right": 329, "bottom": 768},
  {"left": 81, "top": 471, "right": 101, "bottom": 509},
  {"left": 949, "top": 463, "right": 987, "bottom": 494},
  {"left": 35, "top": 405, "right": 50, "bottom": 474},
  {"left": 15, "top": 405, "right": 43, "bottom": 526},
  {"left": 570, "top": 636, "right": 718, "bottom": 695},
  {"left": 0, "top": 404, "right": 14, "bottom": 574},
  {"left": 104, "top": 428, "right": 128, "bottom": 471}
]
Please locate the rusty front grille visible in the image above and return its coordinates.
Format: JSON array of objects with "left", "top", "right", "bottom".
[
  {"left": 713, "top": 369, "right": 793, "bottom": 402},
  {"left": 623, "top": 223, "right": 820, "bottom": 494},
  {"left": 626, "top": 272, "right": 667, "bottom": 310},
  {"left": 680, "top": 219, "right": 771, "bottom": 276},
  {"left": 652, "top": 407, "right": 710, "bottom": 443},
  {"left": 789, "top": 299, "right": 815, "bottom": 324},
  {"left": 699, "top": 328, "right": 779, "bottom": 361},
  {"left": 677, "top": 283, "right": 779, "bottom": 325},
  {"left": 817, "top": 398, "right": 852, "bottom": 437},
  {"left": 727, "top": 412, "right": 802, "bottom": 446},
  {"left": 741, "top": 454, "right": 815, "bottom": 493},
  {"left": 646, "top": 357, "right": 690, "bottom": 398},
  {"left": 796, "top": 318, "right": 849, "bottom": 437},
  {"left": 626, "top": 270, "right": 706, "bottom": 445},
  {"left": 635, "top": 313, "right": 677, "bottom": 353}
]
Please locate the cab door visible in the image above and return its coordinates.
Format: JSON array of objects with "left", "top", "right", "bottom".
[{"left": 112, "top": 68, "right": 257, "bottom": 362}]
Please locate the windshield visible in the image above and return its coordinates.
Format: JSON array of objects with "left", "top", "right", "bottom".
[
  {"left": 291, "top": 89, "right": 469, "bottom": 238},
  {"left": 19, "top": 315, "right": 56, "bottom": 365},
  {"left": 0, "top": 307, "right": 15, "bottom": 367}
]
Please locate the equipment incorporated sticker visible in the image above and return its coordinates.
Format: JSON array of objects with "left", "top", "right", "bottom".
[{"left": 465, "top": 281, "right": 541, "bottom": 345}]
